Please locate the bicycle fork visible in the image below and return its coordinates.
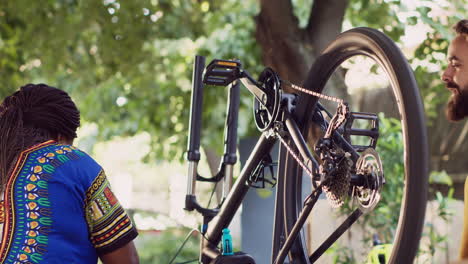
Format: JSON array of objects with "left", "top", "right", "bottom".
[{"left": 185, "top": 55, "right": 245, "bottom": 263}]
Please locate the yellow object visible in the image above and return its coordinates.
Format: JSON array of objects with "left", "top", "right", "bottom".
[
  {"left": 367, "top": 244, "right": 392, "bottom": 264},
  {"left": 460, "top": 176, "right": 468, "bottom": 259},
  {"left": 216, "top": 61, "right": 238, "bottom": 67}
]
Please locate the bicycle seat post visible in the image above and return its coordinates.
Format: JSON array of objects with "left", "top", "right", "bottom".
[{"left": 185, "top": 55, "right": 205, "bottom": 210}]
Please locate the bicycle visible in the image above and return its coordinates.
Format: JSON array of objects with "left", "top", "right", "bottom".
[{"left": 183, "top": 27, "right": 428, "bottom": 264}]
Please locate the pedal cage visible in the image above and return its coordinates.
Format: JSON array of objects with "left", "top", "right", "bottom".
[
  {"left": 343, "top": 112, "right": 379, "bottom": 152},
  {"left": 203, "top": 59, "right": 242, "bottom": 86},
  {"left": 248, "top": 154, "right": 277, "bottom": 188}
]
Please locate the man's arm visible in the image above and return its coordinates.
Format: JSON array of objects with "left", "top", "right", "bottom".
[
  {"left": 100, "top": 241, "right": 139, "bottom": 264},
  {"left": 460, "top": 176, "right": 468, "bottom": 259}
]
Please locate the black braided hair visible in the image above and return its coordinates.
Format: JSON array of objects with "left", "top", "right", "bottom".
[{"left": 0, "top": 83, "right": 80, "bottom": 192}]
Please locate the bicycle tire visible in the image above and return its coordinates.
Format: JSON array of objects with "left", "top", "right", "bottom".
[{"left": 278, "top": 27, "right": 428, "bottom": 263}]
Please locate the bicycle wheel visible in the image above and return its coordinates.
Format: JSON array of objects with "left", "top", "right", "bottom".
[{"left": 278, "top": 27, "right": 428, "bottom": 263}]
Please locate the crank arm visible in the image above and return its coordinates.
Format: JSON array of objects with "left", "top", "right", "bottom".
[{"left": 239, "top": 72, "right": 268, "bottom": 106}]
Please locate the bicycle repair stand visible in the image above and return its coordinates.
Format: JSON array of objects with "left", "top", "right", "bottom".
[{"left": 184, "top": 55, "right": 256, "bottom": 264}]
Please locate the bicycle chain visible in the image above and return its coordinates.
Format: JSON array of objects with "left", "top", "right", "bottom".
[
  {"left": 277, "top": 79, "right": 345, "bottom": 179},
  {"left": 282, "top": 80, "right": 344, "bottom": 104},
  {"left": 276, "top": 133, "right": 315, "bottom": 180},
  {"left": 278, "top": 80, "right": 351, "bottom": 207}
]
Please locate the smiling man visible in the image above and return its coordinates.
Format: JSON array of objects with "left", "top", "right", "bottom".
[
  {"left": 442, "top": 20, "right": 468, "bottom": 122},
  {"left": 441, "top": 19, "right": 468, "bottom": 260}
]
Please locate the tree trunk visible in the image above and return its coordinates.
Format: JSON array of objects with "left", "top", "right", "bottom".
[{"left": 255, "top": 0, "right": 348, "bottom": 85}]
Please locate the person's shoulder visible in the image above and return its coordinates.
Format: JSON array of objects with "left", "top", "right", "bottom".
[
  {"left": 53, "top": 144, "right": 105, "bottom": 189},
  {"left": 63, "top": 144, "right": 102, "bottom": 169},
  {"left": 35, "top": 142, "right": 103, "bottom": 176},
  {"left": 24, "top": 142, "right": 104, "bottom": 193},
  {"left": 45, "top": 143, "right": 98, "bottom": 164}
]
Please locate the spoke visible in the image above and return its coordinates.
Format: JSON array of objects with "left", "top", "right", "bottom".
[{"left": 309, "top": 209, "right": 363, "bottom": 263}]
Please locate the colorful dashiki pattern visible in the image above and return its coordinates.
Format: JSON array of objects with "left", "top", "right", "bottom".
[{"left": 0, "top": 141, "right": 138, "bottom": 263}]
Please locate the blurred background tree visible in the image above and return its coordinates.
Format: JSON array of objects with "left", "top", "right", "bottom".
[
  {"left": 1, "top": 0, "right": 466, "bottom": 182},
  {"left": 0, "top": 0, "right": 262, "bottom": 161}
]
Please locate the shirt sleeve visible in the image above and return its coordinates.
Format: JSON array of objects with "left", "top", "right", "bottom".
[
  {"left": 84, "top": 169, "right": 138, "bottom": 255},
  {"left": 460, "top": 176, "right": 468, "bottom": 259}
]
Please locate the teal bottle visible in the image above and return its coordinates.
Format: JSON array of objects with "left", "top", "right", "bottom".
[{"left": 221, "top": 228, "right": 234, "bottom": 256}]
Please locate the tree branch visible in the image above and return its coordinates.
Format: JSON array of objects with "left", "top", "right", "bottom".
[
  {"left": 255, "top": 0, "right": 309, "bottom": 84},
  {"left": 258, "top": 0, "right": 299, "bottom": 36},
  {"left": 307, "top": 0, "right": 349, "bottom": 53}
]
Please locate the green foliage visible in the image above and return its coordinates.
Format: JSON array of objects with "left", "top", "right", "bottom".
[
  {"left": 416, "top": 189, "right": 454, "bottom": 262},
  {"left": 291, "top": 0, "right": 313, "bottom": 28},
  {"left": 430, "top": 170, "right": 453, "bottom": 187},
  {"left": 0, "top": 14, "right": 25, "bottom": 92},
  {"left": 135, "top": 228, "right": 199, "bottom": 264},
  {"left": 0, "top": 0, "right": 261, "bottom": 161},
  {"left": 416, "top": 174, "right": 455, "bottom": 262},
  {"left": 413, "top": 65, "right": 448, "bottom": 122},
  {"left": 326, "top": 244, "right": 357, "bottom": 264},
  {"left": 346, "top": 0, "right": 405, "bottom": 41},
  {"left": 361, "top": 114, "right": 405, "bottom": 243},
  {"left": 334, "top": 115, "right": 454, "bottom": 262}
]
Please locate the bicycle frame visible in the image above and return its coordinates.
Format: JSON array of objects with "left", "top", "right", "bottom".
[
  {"left": 200, "top": 133, "right": 277, "bottom": 262},
  {"left": 185, "top": 55, "right": 371, "bottom": 264}
]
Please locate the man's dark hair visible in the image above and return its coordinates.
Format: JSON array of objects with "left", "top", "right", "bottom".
[
  {"left": 0, "top": 83, "right": 80, "bottom": 191},
  {"left": 454, "top": 19, "right": 468, "bottom": 35}
]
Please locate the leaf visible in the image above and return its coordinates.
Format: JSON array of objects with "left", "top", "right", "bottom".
[{"left": 429, "top": 170, "right": 453, "bottom": 186}]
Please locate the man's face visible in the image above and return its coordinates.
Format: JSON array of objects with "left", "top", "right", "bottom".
[{"left": 442, "top": 34, "right": 468, "bottom": 121}]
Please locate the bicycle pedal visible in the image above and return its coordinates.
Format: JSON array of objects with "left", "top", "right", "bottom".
[
  {"left": 210, "top": 252, "right": 256, "bottom": 264},
  {"left": 343, "top": 112, "right": 379, "bottom": 152},
  {"left": 204, "top": 59, "right": 242, "bottom": 86}
]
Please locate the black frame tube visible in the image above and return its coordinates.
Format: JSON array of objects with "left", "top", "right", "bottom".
[
  {"left": 187, "top": 55, "right": 206, "bottom": 162},
  {"left": 285, "top": 116, "right": 320, "bottom": 175},
  {"left": 223, "top": 81, "right": 240, "bottom": 164},
  {"left": 201, "top": 134, "right": 276, "bottom": 263},
  {"left": 271, "top": 145, "right": 287, "bottom": 262},
  {"left": 309, "top": 209, "right": 363, "bottom": 262},
  {"left": 274, "top": 189, "right": 322, "bottom": 264}
]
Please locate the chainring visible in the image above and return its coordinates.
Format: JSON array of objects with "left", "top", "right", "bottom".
[{"left": 253, "top": 68, "right": 281, "bottom": 131}]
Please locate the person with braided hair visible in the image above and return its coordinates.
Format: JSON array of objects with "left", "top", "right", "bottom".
[{"left": 0, "top": 84, "right": 139, "bottom": 263}]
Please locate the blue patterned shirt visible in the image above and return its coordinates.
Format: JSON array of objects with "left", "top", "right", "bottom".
[{"left": 0, "top": 141, "right": 138, "bottom": 263}]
